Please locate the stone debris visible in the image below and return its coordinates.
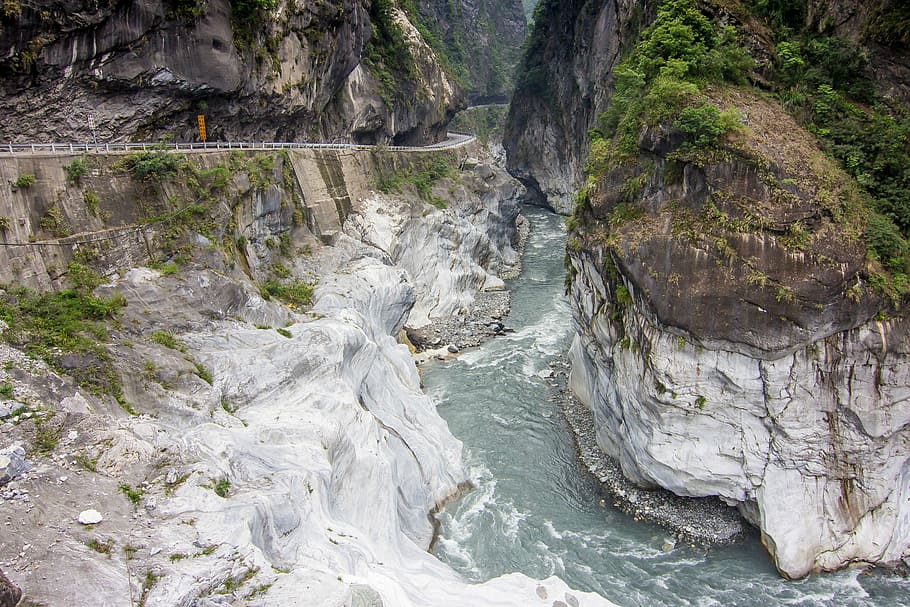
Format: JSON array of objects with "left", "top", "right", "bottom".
[
  {"left": 550, "top": 358, "right": 747, "bottom": 546},
  {"left": 407, "top": 290, "right": 513, "bottom": 354},
  {"left": 0, "top": 445, "right": 29, "bottom": 487},
  {"left": 77, "top": 509, "right": 103, "bottom": 525}
]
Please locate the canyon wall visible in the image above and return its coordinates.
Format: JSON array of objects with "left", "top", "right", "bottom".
[
  {"left": 0, "top": 0, "right": 459, "bottom": 144},
  {"left": 506, "top": 0, "right": 910, "bottom": 578},
  {"left": 0, "top": 141, "right": 616, "bottom": 605}
]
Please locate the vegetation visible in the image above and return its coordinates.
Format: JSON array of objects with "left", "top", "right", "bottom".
[
  {"left": 64, "top": 157, "right": 92, "bottom": 183},
  {"left": 591, "top": 0, "right": 751, "bottom": 168},
  {"left": 39, "top": 206, "right": 71, "bottom": 238},
  {"left": 119, "top": 483, "right": 144, "bottom": 506},
  {"left": 119, "top": 151, "right": 186, "bottom": 182},
  {"left": 260, "top": 279, "right": 314, "bottom": 307},
  {"left": 377, "top": 156, "right": 455, "bottom": 208},
  {"left": 14, "top": 173, "right": 36, "bottom": 188},
  {"left": 0, "top": 275, "right": 126, "bottom": 400},
  {"left": 745, "top": 0, "right": 910, "bottom": 294},
  {"left": 449, "top": 105, "right": 509, "bottom": 144},
  {"left": 33, "top": 420, "right": 60, "bottom": 453},
  {"left": 86, "top": 538, "right": 114, "bottom": 555},
  {"left": 213, "top": 477, "right": 231, "bottom": 498},
  {"left": 151, "top": 330, "right": 182, "bottom": 351},
  {"left": 364, "top": 0, "right": 416, "bottom": 104},
  {"left": 2, "top": 0, "right": 21, "bottom": 20},
  {"left": 574, "top": 0, "right": 910, "bottom": 303}
]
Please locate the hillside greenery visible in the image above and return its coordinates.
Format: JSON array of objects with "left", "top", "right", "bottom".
[{"left": 580, "top": 0, "right": 910, "bottom": 300}]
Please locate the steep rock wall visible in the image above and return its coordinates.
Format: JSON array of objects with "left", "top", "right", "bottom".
[
  {"left": 0, "top": 0, "right": 460, "bottom": 144},
  {"left": 503, "top": 0, "right": 652, "bottom": 213},
  {"left": 0, "top": 141, "right": 617, "bottom": 605},
  {"left": 566, "top": 86, "right": 910, "bottom": 578},
  {"left": 510, "top": 0, "right": 910, "bottom": 578},
  {"left": 418, "top": 0, "right": 527, "bottom": 103},
  {"left": 569, "top": 249, "right": 910, "bottom": 579}
]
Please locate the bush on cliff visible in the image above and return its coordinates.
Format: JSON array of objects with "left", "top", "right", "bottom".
[{"left": 595, "top": 0, "right": 751, "bottom": 164}]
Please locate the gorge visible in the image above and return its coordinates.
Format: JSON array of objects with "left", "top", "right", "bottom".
[{"left": 1, "top": 0, "right": 909, "bottom": 605}]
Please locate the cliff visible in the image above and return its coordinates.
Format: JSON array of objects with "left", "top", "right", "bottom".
[
  {"left": 0, "top": 141, "right": 615, "bottom": 606},
  {"left": 0, "top": 0, "right": 462, "bottom": 145},
  {"left": 416, "top": 0, "right": 528, "bottom": 103},
  {"left": 509, "top": 0, "right": 910, "bottom": 579},
  {"left": 503, "top": 0, "right": 651, "bottom": 213}
]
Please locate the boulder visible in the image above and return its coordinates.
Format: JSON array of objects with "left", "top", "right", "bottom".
[
  {"left": 0, "top": 568, "right": 21, "bottom": 607},
  {"left": 0, "top": 444, "right": 29, "bottom": 487}
]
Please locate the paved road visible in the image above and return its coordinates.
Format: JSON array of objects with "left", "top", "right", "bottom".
[{"left": 0, "top": 132, "right": 475, "bottom": 156}]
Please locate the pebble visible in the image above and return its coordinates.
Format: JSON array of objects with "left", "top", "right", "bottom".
[{"left": 78, "top": 509, "right": 103, "bottom": 525}]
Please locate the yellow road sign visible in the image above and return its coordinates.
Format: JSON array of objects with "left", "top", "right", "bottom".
[{"left": 197, "top": 115, "right": 206, "bottom": 142}]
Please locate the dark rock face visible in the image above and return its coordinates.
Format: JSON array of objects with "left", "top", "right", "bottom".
[
  {"left": 418, "top": 0, "right": 527, "bottom": 104},
  {"left": 503, "top": 0, "right": 653, "bottom": 213},
  {"left": 807, "top": 0, "right": 910, "bottom": 105},
  {"left": 0, "top": 0, "right": 461, "bottom": 144},
  {"left": 0, "top": 568, "right": 20, "bottom": 607}
]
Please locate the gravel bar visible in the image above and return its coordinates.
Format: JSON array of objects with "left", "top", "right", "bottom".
[{"left": 549, "top": 359, "right": 750, "bottom": 546}]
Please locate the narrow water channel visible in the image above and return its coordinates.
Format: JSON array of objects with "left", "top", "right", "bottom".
[{"left": 424, "top": 206, "right": 910, "bottom": 607}]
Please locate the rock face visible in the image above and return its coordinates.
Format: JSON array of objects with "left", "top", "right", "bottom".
[
  {"left": 0, "top": 568, "right": 21, "bottom": 607},
  {"left": 503, "top": 0, "right": 650, "bottom": 213},
  {"left": 0, "top": 0, "right": 461, "bottom": 144},
  {"left": 418, "top": 0, "right": 528, "bottom": 103},
  {"left": 0, "top": 444, "right": 29, "bottom": 486},
  {"left": 346, "top": 160, "right": 524, "bottom": 326},
  {"left": 0, "top": 138, "right": 616, "bottom": 606},
  {"left": 510, "top": 0, "right": 910, "bottom": 580}
]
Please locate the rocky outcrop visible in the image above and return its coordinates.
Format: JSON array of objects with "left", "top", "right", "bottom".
[
  {"left": 418, "top": 0, "right": 527, "bottom": 103},
  {"left": 566, "top": 81, "right": 910, "bottom": 580},
  {"left": 0, "top": 139, "right": 615, "bottom": 606},
  {"left": 503, "top": 0, "right": 652, "bottom": 213},
  {"left": 0, "top": 568, "right": 21, "bottom": 607},
  {"left": 346, "top": 157, "right": 524, "bottom": 326},
  {"left": 0, "top": 0, "right": 461, "bottom": 144},
  {"left": 511, "top": 0, "right": 910, "bottom": 579}
]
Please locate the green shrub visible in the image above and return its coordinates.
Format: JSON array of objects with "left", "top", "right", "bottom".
[
  {"left": 119, "top": 483, "right": 144, "bottom": 505},
  {"left": 0, "top": 286, "right": 126, "bottom": 398},
  {"left": 66, "top": 262, "right": 103, "bottom": 292},
  {"left": 65, "top": 157, "right": 92, "bottom": 183},
  {"left": 866, "top": 213, "right": 909, "bottom": 274},
  {"left": 120, "top": 152, "right": 186, "bottom": 182},
  {"left": 674, "top": 103, "right": 741, "bottom": 148},
  {"left": 260, "top": 279, "right": 314, "bottom": 307},
  {"left": 2, "top": 0, "right": 21, "bottom": 19},
  {"left": 276, "top": 328, "right": 292, "bottom": 339},
  {"left": 0, "top": 216, "right": 9, "bottom": 230},
  {"left": 151, "top": 330, "right": 182, "bottom": 350},
  {"left": 34, "top": 421, "right": 60, "bottom": 453},
  {"left": 594, "top": 0, "right": 753, "bottom": 164},
  {"left": 83, "top": 189, "right": 101, "bottom": 216},
  {"left": 213, "top": 477, "right": 231, "bottom": 498},
  {"left": 194, "top": 362, "right": 213, "bottom": 384},
  {"left": 14, "top": 173, "right": 36, "bottom": 188},
  {"left": 0, "top": 382, "right": 12, "bottom": 398}
]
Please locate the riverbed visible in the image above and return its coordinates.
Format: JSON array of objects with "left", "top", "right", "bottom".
[{"left": 423, "top": 206, "right": 910, "bottom": 607}]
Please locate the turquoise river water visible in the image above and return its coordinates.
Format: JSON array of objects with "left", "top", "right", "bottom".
[{"left": 424, "top": 207, "right": 910, "bottom": 607}]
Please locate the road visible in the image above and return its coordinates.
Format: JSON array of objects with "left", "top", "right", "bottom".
[{"left": 0, "top": 132, "right": 475, "bottom": 156}]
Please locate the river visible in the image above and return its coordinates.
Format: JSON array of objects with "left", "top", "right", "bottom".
[{"left": 423, "top": 206, "right": 910, "bottom": 607}]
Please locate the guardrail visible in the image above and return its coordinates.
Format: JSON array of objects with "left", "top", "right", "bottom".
[{"left": 0, "top": 133, "right": 475, "bottom": 156}]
